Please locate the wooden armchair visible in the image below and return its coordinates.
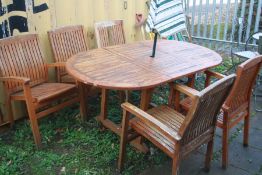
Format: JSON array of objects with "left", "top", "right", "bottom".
[
  {"left": 0, "top": 34, "right": 87, "bottom": 148},
  {"left": 118, "top": 75, "right": 236, "bottom": 175},
  {"left": 179, "top": 56, "right": 262, "bottom": 168},
  {"left": 48, "top": 25, "right": 89, "bottom": 83},
  {"left": 94, "top": 20, "right": 125, "bottom": 48}
]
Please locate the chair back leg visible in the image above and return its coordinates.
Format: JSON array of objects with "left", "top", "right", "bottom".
[
  {"left": 28, "top": 113, "right": 41, "bottom": 148},
  {"left": 6, "top": 98, "right": 14, "bottom": 126},
  {"left": 222, "top": 122, "right": 230, "bottom": 169},
  {"left": 243, "top": 110, "right": 250, "bottom": 147},
  {"left": 204, "top": 139, "right": 214, "bottom": 172}
]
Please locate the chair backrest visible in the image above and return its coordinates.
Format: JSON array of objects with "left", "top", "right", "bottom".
[
  {"left": 94, "top": 20, "right": 125, "bottom": 48},
  {"left": 0, "top": 34, "right": 47, "bottom": 94},
  {"left": 48, "top": 25, "right": 88, "bottom": 63},
  {"left": 224, "top": 56, "right": 262, "bottom": 114},
  {"left": 48, "top": 25, "right": 88, "bottom": 81},
  {"left": 179, "top": 74, "right": 236, "bottom": 146}
]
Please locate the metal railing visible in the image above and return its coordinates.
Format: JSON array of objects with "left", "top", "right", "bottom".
[{"left": 184, "top": 0, "right": 261, "bottom": 48}]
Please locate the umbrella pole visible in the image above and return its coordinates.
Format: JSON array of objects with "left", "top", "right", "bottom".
[{"left": 151, "top": 32, "right": 158, "bottom": 58}]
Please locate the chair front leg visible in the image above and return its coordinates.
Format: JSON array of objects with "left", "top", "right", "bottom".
[
  {"left": 23, "top": 84, "right": 41, "bottom": 148},
  {"left": 172, "top": 146, "right": 181, "bottom": 175},
  {"left": 118, "top": 109, "right": 130, "bottom": 172}
]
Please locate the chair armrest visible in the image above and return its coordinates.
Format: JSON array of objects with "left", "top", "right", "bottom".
[
  {"left": 169, "top": 84, "right": 199, "bottom": 111},
  {"left": 0, "top": 76, "right": 33, "bottom": 103},
  {"left": 46, "top": 62, "right": 66, "bottom": 68},
  {"left": 0, "top": 76, "right": 30, "bottom": 85},
  {"left": 174, "top": 84, "right": 200, "bottom": 98},
  {"left": 121, "top": 102, "right": 182, "bottom": 141},
  {"left": 204, "top": 70, "right": 225, "bottom": 79},
  {"left": 204, "top": 70, "right": 225, "bottom": 87}
]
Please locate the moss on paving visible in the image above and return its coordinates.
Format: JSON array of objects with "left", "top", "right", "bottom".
[{"left": 0, "top": 56, "right": 252, "bottom": 175}]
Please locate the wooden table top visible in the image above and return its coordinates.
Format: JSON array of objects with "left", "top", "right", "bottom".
[{"left": 66, "top": 40, "right": 222, "bottom": 90}]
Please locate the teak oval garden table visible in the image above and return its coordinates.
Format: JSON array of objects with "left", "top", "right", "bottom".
[{"left": 66, "top": 40, "right": 222, "bottom": 152}]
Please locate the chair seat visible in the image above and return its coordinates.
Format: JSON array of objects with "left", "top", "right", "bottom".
[
  {"left": 233, "top": 51, "right": 259, "bottom": 59},
  {"left": 130, "top": 105, "right": 185, "bottom": 156},
  {"left": 11, "top": 83, "right": 77, "bottom": 103}
]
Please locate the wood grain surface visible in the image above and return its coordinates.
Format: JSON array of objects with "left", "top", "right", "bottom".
[{"left": 66, "top": 40, "right": 222, "bottom": 90}]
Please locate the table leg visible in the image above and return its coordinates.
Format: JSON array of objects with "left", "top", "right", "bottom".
[
  {"left": 187, "top": 74, "right": 196, "bottom": 88},
  {"left": 100, "top": 88, "right": 108, "bottom": 121},
  {"left": 130, "top": 88, "right": 154, "bottom": 153},
  {"left": 97, "top": 88, "right": 107, "bottom": 130},
  {"left": 140, "top": 88, "right": 154, "bottom": 110},
  {"left": 78, "top": 82, "right": 90, "bottom": 121},
  {"left": 97, "top": 88, "right": 122, "bottom": 134},
  {"left": 97, "top": 88, "right": 153, "bottom": 153}
]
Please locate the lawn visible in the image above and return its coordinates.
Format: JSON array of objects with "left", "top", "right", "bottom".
[{"left": 0, "top": 57, "right": 237, "bottom": 175}]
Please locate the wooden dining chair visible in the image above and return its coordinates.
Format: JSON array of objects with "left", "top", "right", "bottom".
[
  {"left": 118, "top": 75, "right": 236, "bottom": 175},
  {"left": 94, "top": 20, "right": 125, "bottom": 48},
  {"left": 94, "top": 20, "right": 128, "bottom": 101},
  {"left": 48, "top": 25, "right": 89, "bottom": 83},
  {"left": 179, "top": 56, "right": 262, "bottom": 168},
  {"left": 0, "top": 34, "right": 87, "bottom": 148}
]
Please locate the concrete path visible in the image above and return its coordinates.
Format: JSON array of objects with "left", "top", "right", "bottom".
[{"left": 141, "top": 96, "right": 262, "bottom": 175}]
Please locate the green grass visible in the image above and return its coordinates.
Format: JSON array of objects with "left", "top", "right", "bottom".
[
  {"left": 0, "top": 54, "right": 248, "bottom": 175},
  {"left": 0, "top": 92, "right": 170, "bottom": 175}
]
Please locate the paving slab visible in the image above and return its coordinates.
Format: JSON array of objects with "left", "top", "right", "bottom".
[
  {"left": 196, "top": 164, "right": 250, "bottom": 175},
  {"left": 234, "top": 127, "right": 262, "bottom": 150},
  {"left": 227, "top": 142, "right": 262, "bottom": 174},
  {"left": 140, "top": 152, "right": 205, "bottom": 175},
  {"left": 141, "top": 98, "right": 262, "bottom": 175}
]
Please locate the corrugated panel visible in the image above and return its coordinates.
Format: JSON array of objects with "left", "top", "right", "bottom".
[{"left": 0, "top": 0, "right": 148, "bottom": 120}]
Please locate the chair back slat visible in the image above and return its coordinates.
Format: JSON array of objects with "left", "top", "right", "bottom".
[
  {"left": 48, "top": 25, "right": 88, "bottom": 77},
  {"left": 180, "top": 75, "right": 236, "bottom": 145},
  {"left": 94, "top": 20, "right": 125, "bottom": 48},
  {"left": 0, "top": 34, "right": 47, "bottom": 93},
  {"left": 224, "top": 56, "right": 262, "bottom": 113}
]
